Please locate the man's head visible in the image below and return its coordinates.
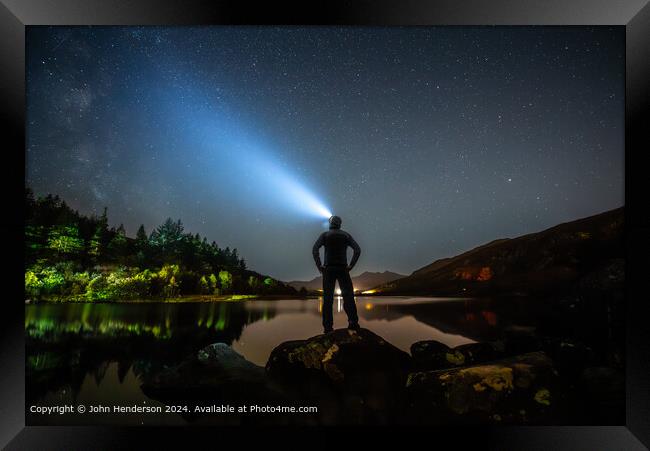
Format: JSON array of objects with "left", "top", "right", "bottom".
[{"left": 329, "top": 215, "right": 342, "bottom": 229}]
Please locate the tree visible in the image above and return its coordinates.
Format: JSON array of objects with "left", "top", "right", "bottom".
[
  {"left": 151, "top": 218, "right": 184, "bottom": 248},
  {"left": 199, "top": 275, "right": 209, "bottom": 294},
  {"left": 25, "top": 225, "right": 47, "bottom": 261},
  {"left": 261, "top": 277, "right": 277, "bottom": 294},
  {"left": 158, "top": 264, "right": 180, "bottom": 298},
  {"left": 219, "top": 270, "right": 233, "bottom": 293},
  {"left": 150, "top": 218, "right": 184, "bottom": 262},
  {"left": 24, "top": 187, "right": 299, "bottom": 300},
  {"left": 208, "top": 273, "right": 218, "bottom": 294},
  {"left": 87, "top": 226, "right": 103, "bottom": 262},
  {"left": 247, "top": 275, "right": 259, "bottom": 291},
  {"left": 106, "top": 224, "right": 128, "bottom": 262},
  {"left": 47, "top": 225, "right": 84, "bottom": 256},
  {"left": 135, "top": 224, "right": 148, "bottom": 244},
  {"left": 134, "top": 224, "right": 150, "bottom": 267},
  {"left": 179, "top": 233, "right": 200, "bottom": 270},
  {"left": 87, "top": 207, "right": 110, "bottom": 263},
  {"left": 98, "top": 207, "right": 109, "bottom": 239}
]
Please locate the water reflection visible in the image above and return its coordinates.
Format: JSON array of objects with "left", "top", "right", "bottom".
[{"left": 26, "top": 297, "right": 533, "bottom": 424}]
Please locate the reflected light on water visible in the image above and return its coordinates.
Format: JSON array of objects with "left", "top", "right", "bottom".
[{"left": 26, "top": 296, "right": 507, "bottom": 411}]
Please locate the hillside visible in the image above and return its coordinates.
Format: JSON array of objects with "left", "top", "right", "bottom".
[
  {"left": 24, "top": 189, "right": 296, "bottom": 300},
  {"left": 371, "top": 207, "right": 624, "bottom": 297},
  {"left": 289, "top": 270, "right": 406, "bottom": 293}
]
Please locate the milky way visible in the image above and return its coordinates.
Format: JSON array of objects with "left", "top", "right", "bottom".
[{"left": 26, "top": 26, "right": 624, "bottom": 281}]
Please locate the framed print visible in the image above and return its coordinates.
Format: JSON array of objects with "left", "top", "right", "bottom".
[{"left": 1, "top": 0, "right": 649, "bottom": 448}]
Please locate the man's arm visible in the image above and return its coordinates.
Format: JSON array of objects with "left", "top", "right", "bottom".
[
  {"left": 347, "top": 233, "right": 361, "bottom": 270},
  {"left": 312, "top": 233, "right": 325, "bottom": 272}
]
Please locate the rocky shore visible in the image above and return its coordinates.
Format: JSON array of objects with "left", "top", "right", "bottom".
[{"left": 140, "top": 326, "right": 624, "bottom": 425}]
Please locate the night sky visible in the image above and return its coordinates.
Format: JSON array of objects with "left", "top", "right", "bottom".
[{"left": 26, "top": 26, "right": 624, "bottom": 281}]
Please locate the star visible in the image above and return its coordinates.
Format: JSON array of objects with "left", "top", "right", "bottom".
[{"left": 25, "top": 26, "right": 624, "bottom": 280}]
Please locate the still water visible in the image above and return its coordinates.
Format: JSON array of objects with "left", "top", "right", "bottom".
[{"left": 25, "top": 297, "right": 535, "bottom": 424}]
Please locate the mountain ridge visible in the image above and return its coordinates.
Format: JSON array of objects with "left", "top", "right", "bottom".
[
  {"left": 288, "top": 270, "right": 406, "bottom": 292},
  {"left": 370, "top": 207, "right": 624, "bottom": 297}
]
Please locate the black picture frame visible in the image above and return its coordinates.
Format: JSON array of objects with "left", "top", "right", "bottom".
[{"left": 1, "top": 0, "right": 648, "bottom": 448}]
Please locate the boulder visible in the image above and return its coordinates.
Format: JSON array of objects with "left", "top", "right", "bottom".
[
  {"left": 141, "top": 343, "right": 274, "bottom": 404},
  {"left": 540, "top": 338, "right": 596, "bottom": 381},
  {"left": 454, "top": 341, "right": 505, "bottom": 364},
  {"left": 502, "top": 325, "right": 542, "bottom": 355},
  {"left": 405, "top": 351, "right": 560, "bottom": 424},
  {"left": 410, "top": 340, "right": 506, "bottom": 371},
  {"left": 197, "top": 343, "right": 264, "bottom": 378},
  {"left": 266, "top": 328, "right": 411, "bottom": 384},
  {"left": 266, "top": 328, "right": 412, "bottom": 424},
  {"left": 410, "top": 340, "right": 452, "bottom": 369}
]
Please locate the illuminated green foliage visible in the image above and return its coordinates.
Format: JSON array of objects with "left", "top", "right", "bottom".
[
  {"left": 25, "top": 271, "right": 42, "bottom": 298},
  {"left": 69, "top": 271, "right": 91, "bottom": 295},
  {"left": 219, "top": 270, "right": 233, "bottom": 293},
  {"left": 199, "top": 275, "right": 209, "bottom": 294},
  {"left": 40, "top": 267, "right": 66, "bottom": 293},
  {"left": 158, "top": 264, "right": 180, "bottom": 298},
  {"left": 47, "top": 225, "right": 84, "bottom": 255},
  {"left": 209, "top": 273, "right": 219, "bottom": 295},
  {"left": 24, "top": 188, "right": 295, "bottom": 300},
  {"left": 248, "top": 276, "right": 260, "bottom": 290},
  {"left": 86, "top": 274, "right": 110, "bottom": 300}
]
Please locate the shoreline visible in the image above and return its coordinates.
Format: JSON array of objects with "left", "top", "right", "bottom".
[
  {"left": 24, "top": 293, "right": 485, "bottom": 305},
  {"left": 24, "top": 294, "right": 321, "bottom": 304}
]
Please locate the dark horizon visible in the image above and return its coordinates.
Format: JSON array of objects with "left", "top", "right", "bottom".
[
  {"left": 26, "top": 26, "right": 624, "bottom": 281},
  {"left": 26, "top": 185, "right": 623, "bottom": 282}
]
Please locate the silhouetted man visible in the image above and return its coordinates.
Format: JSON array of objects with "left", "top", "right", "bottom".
[{"left": 312, "top": 215, "right": 361, "bottom": 333}]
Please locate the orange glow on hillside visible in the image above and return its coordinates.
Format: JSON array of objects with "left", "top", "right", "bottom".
[
  {"left": 477, "top": 266, "right": 493, "bottom": 281},
  {"left": 454, "top": 266, "right": 493, "bottom": 281}
]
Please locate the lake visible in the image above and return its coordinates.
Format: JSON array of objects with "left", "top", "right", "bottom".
[{"left": 25, "top": 296, "right": 540, "bottom": 425}]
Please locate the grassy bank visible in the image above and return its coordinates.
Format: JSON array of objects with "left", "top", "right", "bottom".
[{"left": 25, "top": 293, "right": 320, "bottom": 304}]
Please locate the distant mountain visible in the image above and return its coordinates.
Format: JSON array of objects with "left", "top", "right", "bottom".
[
  {"left": 371, "top": 207, "right": 624, "bottom": 297},
  {"left": 288, "top": 270, "right": 407, "bottom": 293}
]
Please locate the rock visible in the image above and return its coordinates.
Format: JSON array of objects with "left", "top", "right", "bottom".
[
  {"left": 266, "top": 328, "right": 412, "bottom": 424},
  {"left": 141, "top": 343, "right": 273, "bottom": 405},
  {"left": 410, "top": 340, "right": 452, "bottom": 369},
  {"left": 197, "top": 343, "right": 264, "bottom": 378},
  {"left": 266, "top": 328, "right": 411, "bottom": 384},
  {"left": 502, "top": 325, "right": 542, "bottom": 355},
  {"left": 410, "top": 340, "right": 506, "bottom": 371},
  {"left": 454, "top": 341, "right": 505, "bottom": 364},
  {"left": 540, "top": 338, "right": 596, "bottom": 381},
  {"left": 405, "top": 351, "right": 560, "bottom": 424}
]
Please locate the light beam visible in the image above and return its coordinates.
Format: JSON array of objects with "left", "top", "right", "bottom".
[{"left": 159, "top": 87, "right": 333, "bottom": 221}]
